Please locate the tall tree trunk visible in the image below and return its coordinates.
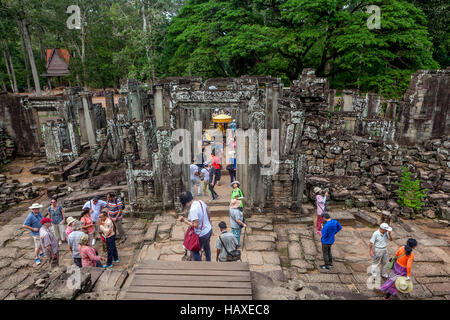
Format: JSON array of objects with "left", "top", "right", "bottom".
[
  {"left": 5, "top": 43, "right": 18, "bottom": 93},
  {"left": 19, "top": 29, "right": 32, "bottom": 92},
  {"left": 20, "top": 19, "right": 41, "bottom": 96},
  {"left": 80, "top": 18, "right": 87, "bottom": 88},
  {"left": 149, "top": 19, "right": 156, "bottom": 83},
  {"left": 3, "top": 51, "right": 14, "bottom": 92}
]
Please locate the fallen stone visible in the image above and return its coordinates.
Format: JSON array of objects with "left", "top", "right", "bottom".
[
  {"left": 143, "top": 224, "right": 158, "bottom": 243},
  {"left": 0, "top": 271, "right": 29, "bottom": 290},
  {"left": 261, "top": 251, "right": 281, "bottom": 265},
  {"left": 299, "top": 237, "right": 317, "bottom": 259},
  {"left": 302, "top": 273, "right": 341, "bottom": 283},
  {"left": 93, "top": 269, "right": 128, "bottom": 292}
]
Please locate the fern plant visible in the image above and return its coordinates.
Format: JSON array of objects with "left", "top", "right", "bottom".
[{"left": 395, "top": 166, "right": 427, "bottom": 212}]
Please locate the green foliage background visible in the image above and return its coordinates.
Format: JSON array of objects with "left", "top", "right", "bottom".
[{"left": 0, "top": 0, "right": 447, "bottom": 98}]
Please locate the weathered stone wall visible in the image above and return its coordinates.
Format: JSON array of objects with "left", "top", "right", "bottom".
[
  {"left": 0, "top": 128, "right": 15, "bottom": 165},
  {"left": 396, "top": 69, "right": 450, "bottom": 145},
  {"left": 303, "top": 108, "right": 450, "bottom": 220},
  {"left": 0, "top": 93, "right": 41, "bottom": 156}
]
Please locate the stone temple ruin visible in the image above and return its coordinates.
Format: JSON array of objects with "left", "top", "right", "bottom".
[
  {"left": 0, "top": 67, "right": 449, "bottom": 300},
  {"left": 0, "top": 68, "right": 449, "bottom": 221}
]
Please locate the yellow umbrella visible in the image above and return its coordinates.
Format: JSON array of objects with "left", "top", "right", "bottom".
[{"left": 212, "top": 114, "right": 232, "bottom": 123}]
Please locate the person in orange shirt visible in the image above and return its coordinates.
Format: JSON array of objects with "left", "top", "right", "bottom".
[{"left": 380, "top": 238, "right": 417, "bottom": 300}]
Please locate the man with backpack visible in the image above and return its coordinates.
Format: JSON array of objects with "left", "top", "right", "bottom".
[
  {"left": 106, "top": 192, "right": 127, "bottom": 244},
  {"left": 215, "top": 221, "right": 239, "bottom": 262}
]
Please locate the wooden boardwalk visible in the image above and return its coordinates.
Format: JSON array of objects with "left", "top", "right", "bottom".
[{"left": 123, "top": 260, "right": 252, "bottom": 300}]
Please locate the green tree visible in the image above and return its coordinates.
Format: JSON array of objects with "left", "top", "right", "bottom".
[
  {"left": 164, "top": 0, "right": 438, "bottom": 97},
  {"left": 395, "top": 166, "right": 428, "bottom": 215}
]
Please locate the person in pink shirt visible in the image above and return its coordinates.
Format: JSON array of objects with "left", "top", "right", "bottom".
[
  {"left": 78, "top": 234, "right": 104, "bottom": 267},
  {"left": 314, "top": 187, "right": 328, "bottom": 235},
  {"left": 80, "top": 208, "right": 95, "bottom": 245}
]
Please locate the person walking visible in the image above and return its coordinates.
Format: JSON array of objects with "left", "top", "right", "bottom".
[
  {"left": 380, "top": 238, "right": 417, "bottom": 300},
  {"left": 190, "top": 159, "right": 202, "bottom": 197},
  {"left": 369, "top": 223, "right": 393, "bottom": 280},
  {"left": 226, "top": 163, "right": 236, "bottom": 184},
  {"left": 230, "top": 181, "right": 244, "bottom": 212},
  {"left": 67, "top": 220, "right": 85, "bottom": 268},
  {"left": 46, "top": 198, "right": 66, "bottom": 245},
  {"left": 211, "top": 152, "right": 222, "bottom": 186},
  {"left": 23, "top": 203, "right": 44, "bottom": 265},
  {"left": 82, "top": 196, "right": 107, "bottom": 245},
  {"left": 39, "top": 217, "right": 59, "bottom": 269},
  {"left": 78, "top": 234, "right": 105, "bottom": 268},
  {"left": 319, "top": 213, "right": 342, "bottom": 271},
  {"left": 201, "top": 162, "right": 211, "bottom": 197},
  {"left": 98, "top": 211, "right": 119, "bottom": 268},
  {"left": 80, "top": 208, "right": 96, "bottom": 245},
  {"left": 215, "top": 221, "right": 239, "bottom": 262},
  {"left": 208, "top": 158, "right": 219, "bottom": 201},
  {"left": 178, "top": 191, "right": 212, "bottom": 261},
  {"left": 229, "top": 197, "right": 247, "bottom": 247},
  {"left": 106, "top": 192, "right": 127, "bottom": 244},
  {"left": 314, "top": 187, "right": 328, "bottom": 235}
]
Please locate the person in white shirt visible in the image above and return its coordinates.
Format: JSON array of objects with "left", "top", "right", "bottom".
[
  {"left": 178, "top": 191, "right": 212, "bottom": 261},
  {"left": 82, "top": 196, "right": 107, "bottom": 245},
  {"left": 369, "top": 223, "right": 393, "bottom": 280},
  {"left": 190, "top": 159, "right": 202, "bottom": 197},
  {"left": 201, "top": 162, "right": 211, "bottom": 197}
]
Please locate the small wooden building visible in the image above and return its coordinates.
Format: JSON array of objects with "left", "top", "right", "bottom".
[{"left": 41, "top": 48, "right": 70, "bottom": 90}]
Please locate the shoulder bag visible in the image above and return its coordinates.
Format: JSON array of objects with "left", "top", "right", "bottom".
[
  {"left": 219, "top": 235, "right": 241, "bottom": 262},
  {"left": 388, "top": 252, "right": 406, "bottom": 270},
  {"left": 183, "top": 201, "right": 205, "bottom": 252}
]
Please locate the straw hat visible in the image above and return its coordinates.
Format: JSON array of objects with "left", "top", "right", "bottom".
[
  {"left": 29, "top": 203, "right": 43, "bottom": 209},
  {"left": 66, "top": 217, "right": 76, "bottom": 226},
  {"left": 313, "top": 187, "right": 322, "bottom": 194},
  {"left": 395, "top": 276, "right": 413, "bottom": 293},
  {"left": 230, "top": 198, "right": 242, "bottom": 209}
]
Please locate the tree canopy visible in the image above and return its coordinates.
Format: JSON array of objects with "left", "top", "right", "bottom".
[{"left": 0, "top": 0, "right": 446, "bottom": 98}]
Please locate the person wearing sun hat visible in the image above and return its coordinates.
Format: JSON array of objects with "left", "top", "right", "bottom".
[
  {"left": 23, "top": 203, "right": 44, "bottom": 265},
  {"left": 65, "top": 216, "right": 76, "bottom": 238},
  {"left": 39, "top": 217, "right": 59, "bottom": 268},
  {"left": 229, "top": 196, "right": 246, "bottom": 246},
  {"left": 230, "top": 181, "right": 244, "bottom": 212},
  {"left": 369, "top": 223, "right": 393, "bottom": 281},
  {"left": 380, "top": 238, "right": 417, "bottom": 300}
]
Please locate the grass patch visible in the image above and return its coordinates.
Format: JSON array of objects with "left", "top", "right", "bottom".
[{"left": 278, "top": 247, "right": 288, "bottom": 257}]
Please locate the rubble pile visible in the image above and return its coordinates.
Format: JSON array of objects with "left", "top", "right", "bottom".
[{"left": 0, "top": 175, "right": 41, "bottom": 213}]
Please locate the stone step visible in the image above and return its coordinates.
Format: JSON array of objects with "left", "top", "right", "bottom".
[
  {"left": 328, "top": 211, "right": 355, "bottom": 226},
  {"left": 209, "top": 206, "right": 230, "bottom": 216}
]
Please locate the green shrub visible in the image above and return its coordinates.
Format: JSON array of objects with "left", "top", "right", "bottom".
[{"left": 395, "top": 166, "right": 427, "bottom": 212}]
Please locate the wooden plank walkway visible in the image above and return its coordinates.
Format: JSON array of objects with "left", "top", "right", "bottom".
[{"left": 123, "top": 260, "right": 252, "bottom": 300}]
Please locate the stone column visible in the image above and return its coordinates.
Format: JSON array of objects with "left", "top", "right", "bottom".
[
  {"left": 342, "top": 90, "right": 354, "bottom": 111},
  {"left": 105, "top": 90, "right": 116, "bottom": 121},
  {"left": 154, "top": 85, "right": 164, "bottom": 128},
  {"left": 367, "top": 93, "right": 381, "bottom": 117},
  {"left": 385, "top": 100, "right": 397, "bottom": 120},
  {"left": 80, "top": 91, "right": 98, "bottom": 149},
  {"left": 328, "top": 89, "right": 336, "bottom": 111},
  {"left": 271, "top": 83, "right": 281, "bottom": 130}
]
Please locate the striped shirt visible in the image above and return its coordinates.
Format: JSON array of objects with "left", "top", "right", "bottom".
[{"left": 107, "top": 197, "right": 123, "bottom": 221}]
